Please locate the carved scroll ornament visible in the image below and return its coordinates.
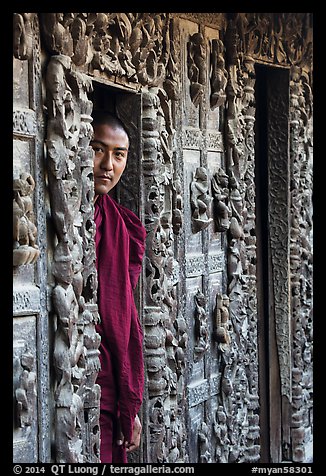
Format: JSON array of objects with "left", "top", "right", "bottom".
[
  {"left": 229, "top": 13, "right": 312, "bottom": 70},
  {"left": 40, "top": 13, "right": 179, "bottom": 95}
]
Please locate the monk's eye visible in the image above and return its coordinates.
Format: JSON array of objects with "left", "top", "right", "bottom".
[
  {"left": 115, "top": 152, "right": 125, "bottom": 159},
  {"left": 91, "top": 145, "right": 104, "bottom": 154}
]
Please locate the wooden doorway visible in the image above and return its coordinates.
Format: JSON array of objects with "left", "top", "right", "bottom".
[{"left": 90, "top": 81, "right": 144, "bottom": 462}]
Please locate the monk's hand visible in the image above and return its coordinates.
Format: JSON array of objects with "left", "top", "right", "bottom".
[
  {"left": 125, "top": 414, "right": 142, "bottom": 453},
  {"left": 116, "top": 418, "right": 124, "bottom": 447}
]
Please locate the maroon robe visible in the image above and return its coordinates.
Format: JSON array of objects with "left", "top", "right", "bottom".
[{"left": 94, "top": 194, "right": 146, "bottom": 445}]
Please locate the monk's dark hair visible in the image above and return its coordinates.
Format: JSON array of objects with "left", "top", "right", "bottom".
[{"left": 92, "top": 110, "right": 129, "bottom": 141}]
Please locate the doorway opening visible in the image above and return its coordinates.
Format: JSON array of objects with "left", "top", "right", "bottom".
[
  {"left": 89, "top": 80, "right": 145, "bottom": 463},
  {"left": 90, "top": 81, "right": 143, "bottom": 217}
]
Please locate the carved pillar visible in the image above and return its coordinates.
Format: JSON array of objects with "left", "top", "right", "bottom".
[
  {"left": 141, "top": 27, "right": 186, "bottom": 457},
  {"left": 45, "top": 54, "right": 100, "bottom": 463},
  {"left": 289, "top": 65, "right": 313, "bottom": 462},
  {"left": 142, "top": 88, "right": 167, "bottom": 462},
  {"left": 222, "top": 15, "right": 260, "bottom": 463},
  {"left": 142, "top": 85, "right": 183, "bottom": 462}
]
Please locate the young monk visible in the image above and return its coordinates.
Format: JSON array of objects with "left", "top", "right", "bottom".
[{"left": 90, "top": 110, "right": 146, "bottom": 463}]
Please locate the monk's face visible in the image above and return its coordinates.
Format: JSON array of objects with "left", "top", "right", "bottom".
[{"left": 91, "top": 123, "right": 129, "bottom": 197}]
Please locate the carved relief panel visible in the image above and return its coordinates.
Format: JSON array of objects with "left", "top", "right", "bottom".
[
  {"left": 13, "top": 318, "right": 38, "bottom": 462},
  {"left": 177, "top": 18, "right": 229, "bottom": 462}
]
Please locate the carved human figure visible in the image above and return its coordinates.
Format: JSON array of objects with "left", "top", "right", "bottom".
[
  {"left": 91, "top": 14, "right": 117, "bottom": 70},
  {"left": 149, "top": 397, "right": 166, "bottom": 462},
  {"left": 55, "top": 392, "right": 84, "bottom": 463},
  {"left": 13, "top": 13, "right": 35, "bottom": 60},
  {"left": 52, "top": 250, "right": 80, "bottom": 407},
  {"left": 46, "top": 55, "right": 76, "bottom": 141},
  {"left": 194, "top": 289, "right": 209, "bottom": 357},
  {"left": 13, "top": 173, "right": 40, "bottom": 266},
  {"left": 228, "top": 238, "right": 244, "bottom": 293},
  {"left": 221, "top": 364, "right": 235, "bottom": 424},
  {"left": 172, "top": 177, "right": 183, "bottom": 235},
  {"left": 213, "top": 293, "right": 231, "bottom": 352},
  {"left": 118, "top": 42, "right": 137, "bottom": 80},
  {"left": 190, "top": 167, "right": 213, "bottom": 233},
  {"left": 41, "top": 13, "right": 73, "bottom": 56},
  {"left": 210, "top": 38, "right": 228, "bottom": 109},
  {"left": 92, "top": 13, "right": 112, "bottom": 53},
  {"left": 188, "top": 32, "right": 206, "bottom": 106},
  {"left": 198, "top": 421, "right": 212, "bottom": 463},
  {"left": 229, "top": 173, "right": 245, "bottom": 225},
  {"left": 71, "top": 16, "right": 89, "bottom": 66},
  {"left": 15, "top": 353, "right": 37, "bottom": 427},
  {"left": 167, "top": 409, "right": 181, "bottom": 463},
  {"left": 214, "top": 405, "right": 230, "bottom": 463},
  {"left": 211, "top": 167, "right": 231, "bottom": 232}
]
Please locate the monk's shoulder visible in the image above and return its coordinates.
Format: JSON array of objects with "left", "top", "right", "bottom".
[{"left": 109, "top": 197, "right": 146, "bottom": 241}]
